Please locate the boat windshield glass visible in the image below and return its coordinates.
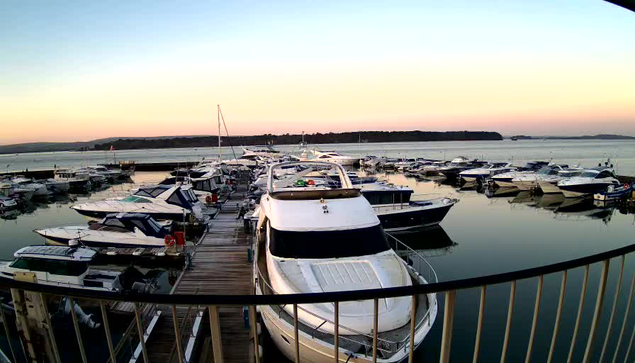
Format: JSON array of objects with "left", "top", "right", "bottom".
[
  {"left": 538, "top": 168, "right": 557, "bottom": 175},
  {"left": 580, "top": 171, "right": 599, "bottom": 178},
  {"left": 269, "top": 225, "right": 389, "bottom": 259},
  {"left": 10, "top": 258, "right": 88, "bottom": 276},
  {"left": 122, "top": 196, "right": 151, "bottom": 203}
]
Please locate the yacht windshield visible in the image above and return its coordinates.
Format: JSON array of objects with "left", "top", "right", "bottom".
[
  {"left": 580, "top": 171, "right": 599, "bottom": 178},
  {"left": 269, "top": 225, "right": 389, "bottom": 259}
]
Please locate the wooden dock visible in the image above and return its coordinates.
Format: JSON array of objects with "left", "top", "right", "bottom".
[{"left": 145, "top": 190, "right": 254, "bottom": 363}]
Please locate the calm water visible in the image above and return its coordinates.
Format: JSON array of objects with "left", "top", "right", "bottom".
[
  {"left": 2, "top": 139, "right": 635, "bottom": 174},
  {"left": 1, "top": 141, "right": 635, "bottom": 361}
]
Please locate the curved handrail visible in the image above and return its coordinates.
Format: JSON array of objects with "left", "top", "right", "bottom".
[{"left": 1, "top": 242, "right": 635, "bottom": 305}]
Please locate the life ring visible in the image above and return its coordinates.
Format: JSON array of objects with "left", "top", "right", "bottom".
[
  {"left": 164, "top": 235, "right": 176, "bottom": 247},
  {"left": 206, "top": 195, "right": 213, "bottom": 204}
]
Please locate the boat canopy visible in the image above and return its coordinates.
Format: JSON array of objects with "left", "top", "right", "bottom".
[
  {"left": 14, "top": 246, "right": 96, "bottom": 261},
  {"left": 95, "top": 213, "right": 169, "bottom": 238}
]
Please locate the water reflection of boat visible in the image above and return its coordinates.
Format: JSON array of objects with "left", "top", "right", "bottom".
[
  {"left": 387, "top": 226, "right": 457, "bottom": 257},
  {"left": 537, "top": 194, "right": 565, "bottom": 210},
  {"left": 510, "top": 191, "right": 537, "bottom": 205},
  {"left": 554, "top": 197, "right": 615, "bottom": 222},
  {"left": 484, "top": 186, "right": 520, "bottom": 198}
]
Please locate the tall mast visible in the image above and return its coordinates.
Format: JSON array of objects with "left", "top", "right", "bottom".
[{"left": 217, "top": 104, "right": 221, "bottom": 161}]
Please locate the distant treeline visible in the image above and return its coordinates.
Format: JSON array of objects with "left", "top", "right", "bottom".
[{"left": 92, "top": 131, "right": 503, "bottom": 151}]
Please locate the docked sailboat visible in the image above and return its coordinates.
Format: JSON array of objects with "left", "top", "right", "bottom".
[
  {"left": 71, "top": 185, "right": 204, "bottom": 222},
  {"left": 34, "top": 213, "right": 172, "bottom": 248},
  {"left": 254, "top": 161, "right": 437, "bottom": 362}
]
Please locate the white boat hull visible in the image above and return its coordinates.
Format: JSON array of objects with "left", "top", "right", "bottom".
[
  {"left": 538, "top": 181, "right": 562, "bottom": 194},
  {"left": 513, "top": 180, "right": 537, "bottom": 191}
]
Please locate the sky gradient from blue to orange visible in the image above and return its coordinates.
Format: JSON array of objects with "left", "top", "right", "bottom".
[{"left": 1, "top": 0, "right": 634, "bottom": 144}]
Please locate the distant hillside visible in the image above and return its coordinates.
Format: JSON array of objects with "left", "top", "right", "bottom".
[{"left": 91, "top": 131, "right": 503, "bottom": 151}]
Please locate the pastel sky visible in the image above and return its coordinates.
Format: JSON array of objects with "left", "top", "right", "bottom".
[{"left": 1, "top": 0, "right": 634, "bottom": 144}]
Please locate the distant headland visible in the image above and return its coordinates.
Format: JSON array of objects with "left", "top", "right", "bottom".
[{"left": 0, "top": 131, "right": 502, "bottom": 154}]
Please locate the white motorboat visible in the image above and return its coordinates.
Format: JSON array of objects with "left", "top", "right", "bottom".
[
  {"left": 0, "top": 246, "right": 122, "bottom": 292},
  {"left": 242, "top": 145, "right": 282, "bottom": 159},
  {"left": 86, "top": 165, "right": 124, "bottom": 181},
  {"left": 11, "top": 176, "right": 49, "bottom": 198},
  {"left": 74, "top": 167, "right": 107, "bottom": 185},
  {"left": 0, "top": 180, "right": 34, "bottom": 201},
  {"left": 35, "top": 213, "right": 173, "bottom": 248},
  {"left": 54, "top": 169, "right": 92, "bottom": 190},
  {"left": 490, "top": 161, "right": 550, "bottom": 188},
  {"left": 255, "top": 161, "right": 437, "bottom": 363},
  {"left": 0, "top": 195, "right": 18, "bottom": 210},
  {"left": 312, "top": 150, "right": 359, "bottom": 166},
  {"left": 459, "top": 162, "right": 515, "bottom": 182},
  {"left": 537, "top": 167, "right": 584, "bottom": 194},
  {"left": 42, "top": 179, "right": 70, "bottom": 194},
  {"left": 557, "top": 168, "right": 621, "bottom": 198},
  {"left": 360, "top": 182, "right": 455, "bottom": 232},
  {"left": 512, "top": 164, "right": 571, "bottom": 191},
  {"left": 71, "top": 185, "right": 204, "bottom": 222}
]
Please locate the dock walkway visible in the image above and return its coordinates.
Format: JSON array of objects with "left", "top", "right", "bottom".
[{"left": 145, "top": 190, "right": 254, "bottom": 363}]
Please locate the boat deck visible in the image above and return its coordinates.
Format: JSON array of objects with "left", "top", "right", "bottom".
[{"left": 145, "top": 189, "right": 255, "bottom": 363}]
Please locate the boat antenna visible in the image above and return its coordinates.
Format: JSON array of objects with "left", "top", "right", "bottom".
[{"left": 217, "top": 105, "right": 238, "bottom": 160}]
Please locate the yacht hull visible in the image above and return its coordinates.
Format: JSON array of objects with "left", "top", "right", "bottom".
[
  {"left": 259, "top": 295, "right": 436, "bottom": 363},
  {"left": 559, "top": 184, "right": 611, "bottom": 198},
  {"left": 375, "top": 200, "right": 454, "bottom": 232},
  {"left": 513, "top": 180, "right": 537, "bottom": 191}
]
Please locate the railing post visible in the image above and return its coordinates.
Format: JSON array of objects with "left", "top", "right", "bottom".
[
  {"left": 68, "top": 297, "right": 88, "bottom": 363},
  {"left": 334, "top": 301, "right": 339, "bottom": 363},
  {"left": 133, "top": 302, "right": 149, "bottom": 363},
  {"left": 408, "top": 295, "right": 417, "bottom": 363},
  {"left": 0, "top": 299, "right": 18, "bottom": 363},
  {"left": 373, "top": 298, "right": 379, "bottom": 363},
  {"left": 293, "top": 304, "right": 300, "bottom": 363},
  {"left": 582, "top": 259, "right": 610, "bottom": 363},
  {"left": 600, "top": 256, "right": 625, "bottom": 362},
  {"left": 38, "top": 293, "right": 61, "bottom": 363},
  {"left": 568, "top": 264, "right": 590, "bottom": 363},
  {"left": 249, "top": 305, "right": 261, "bottom": 363},
  {"left": 171, "top": 305, "right": 184, "bottom": 363},
  {"left": 525, "top": 275, "right": 544, "bottom": 363},
  {"left": 473, "top": 286, "right": 486, "bottom": 363},
  {"left": 208, "top": 305, "right": 224, "bottom": 363},
  {"left": 99, "top": 301, "right": 117, "bottom": 363},
  {"left": 439, "top": 290, "right": 456, "bottom": 363},
  {"left": 500, "top": 280, "right": 517, "bottom": 363},
  {"left": 612, "top": 275, "right": 635, "bottom": 363},
  {"left": 547, "top": 270, "right": 568, "bottom": 363}
]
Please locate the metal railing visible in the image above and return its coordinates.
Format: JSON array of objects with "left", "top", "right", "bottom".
[{"left": 2, "top": 240, "right": 635, "bottom": 362}]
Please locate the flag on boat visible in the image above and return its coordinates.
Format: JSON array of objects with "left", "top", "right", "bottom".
[{"left": 109, "top": 145, "right": 114, "bottom": 152}]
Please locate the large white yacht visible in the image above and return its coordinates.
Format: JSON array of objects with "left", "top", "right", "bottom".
[
  {"left": 71, "top": 185, "right": 204, "bottom": 222},
  {"left": 255, "top": 161, "right": 437, "bottom": 362},
  {"left": 312, "top": 150, "right": 359, "bottom": 166}
]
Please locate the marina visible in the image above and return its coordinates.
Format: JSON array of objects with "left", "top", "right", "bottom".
[{"left": 0, "top": 140, "right": 634, "bottom": 362}]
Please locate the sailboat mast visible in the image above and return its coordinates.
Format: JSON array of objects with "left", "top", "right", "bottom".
[{"left": 217, "top": 104, "right": 222, "bottom": 161}]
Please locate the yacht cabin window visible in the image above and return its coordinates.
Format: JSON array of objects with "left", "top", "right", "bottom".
[
  {"left": 268, "top": 224, "right": 389, "bottom": 259},
  {"left": 10, "top": 258, "right": 89, "bottom": 276},
  {"left": 596, "top": 170, "right": 615, "bottom": 179}
]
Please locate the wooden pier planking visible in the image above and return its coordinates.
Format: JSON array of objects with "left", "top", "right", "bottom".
[{"left": 145, "top": 189, "right": 254, "bottom": 363}]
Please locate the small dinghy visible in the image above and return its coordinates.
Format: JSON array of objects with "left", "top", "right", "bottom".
[{"left": 34, "top": 213, "right": 173, "bottom": 248}]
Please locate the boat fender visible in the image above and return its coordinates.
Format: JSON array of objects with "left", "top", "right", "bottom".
[{"left": 164, "top": 235, "right": 176, "bottom": 247}]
